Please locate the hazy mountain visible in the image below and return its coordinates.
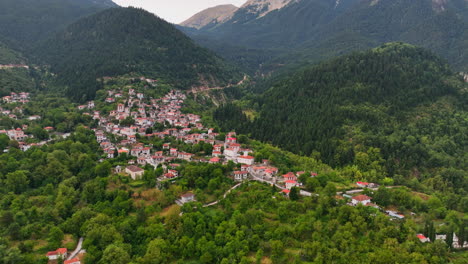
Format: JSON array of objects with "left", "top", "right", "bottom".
[
  {"left": 0, "top": 0, "right": 117, "bottom": 47},
  {"left": 185, "top": 0, "right": 468, "bottom": 72},
  {"left": 181, "top": 4, "right": 239, "bottom": 29},
  {"left": 33, "top": 7, "right": 241, "bottom": 101}
]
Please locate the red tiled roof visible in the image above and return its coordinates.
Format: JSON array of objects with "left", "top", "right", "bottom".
[
  {"left": 64, "top": 258, "right": 81, "bottom": 264},
  {"left": 417, "top": 234, "right": 427, "bottom": 240},
  {"left": 126, "top": 165, "right": 144, "bottom": 173},
  {"left": 352, "top": 195, "right": 372, "bottom": 201}
]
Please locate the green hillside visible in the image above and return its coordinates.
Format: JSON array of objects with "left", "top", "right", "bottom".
[
  {"left": 0, "top": 42, "right": 35, "bottom": 96},
  {"left": 0, "top": 42, "right": 24, "bottom": 65},
  {"left": 215, "top": 43, "right": 467, "bottom": 189},
  {"left": 34, "top": 7, "right": 241, "bottom": 101},
  {"left": 0, "top": 0, "right": 116, "bottom": 48}
]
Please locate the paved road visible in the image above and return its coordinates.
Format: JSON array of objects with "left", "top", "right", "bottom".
[
  {"left": 203, "top": 182, "right": 242, "bottom": 207},
  {"left": 337, "top": 186, "right": 402, "bottom": 195},
  {"left": 66, "top": 237, "right": 83, "bottom": 260}
]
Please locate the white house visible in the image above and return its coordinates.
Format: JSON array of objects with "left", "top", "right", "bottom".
[
  {"left": 285, "top": 180, "right": 299, "bottom": 190},
  {"left": 125, "top": 165, "right": 144, "bottom": 180},
  {"left": 46, "top": 248, "right": 67, "bottom": 260},
  {"left": 233, "top": 171, "right": 249, "bottom": 181},
  {"left": 237, "top": 155, "right": 255, "bottom": 165},
  {"left": 351, "top": 195, "right": 372, "bottom": 206},
  {"left": 180, "top": 192, "right": 195, "bottom": 204}
]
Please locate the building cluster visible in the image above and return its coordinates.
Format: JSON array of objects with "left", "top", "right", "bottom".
[
  {"left": 2, "top": 92, "right": 30, "bottom": 104},
  {"left": 45, "top": 247, "right": 82, "bottom": 264}
]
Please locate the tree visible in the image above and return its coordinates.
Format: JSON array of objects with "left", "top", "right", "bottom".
[
  {"left": 446, "top": 229, "right": 453, "bottom": 249},
  {"left": 99, "top": 244, "right": 131, "bottom": 264},
  {"left": 457, "top": 220, "right": 466, "bottom": 248},
  {"left": 323, "top": 182, "right": 337, "bottom": 197},
  {"left": 305, "top": 177, "right": 321, "bottom": 192},
  {"left": 289, "top": 187, "right": 300, "bottom": 201},
  {"left": 47, "top": 227, "right": 64, "bottom": 249},
  {"left": 5, "top": 171, "right": 29, "bottom": 194},
  {"left": 0, "top": 134, "right": 9, "bottom": 150},
  {"left": 255, "top": 249, "right": 263, "bottom": 264},
  {"left": 142, "top": 239, "right": 168, "bottom": 264},
  {"left": 270, "top": 240, "right": 284, "bottom": 264}
]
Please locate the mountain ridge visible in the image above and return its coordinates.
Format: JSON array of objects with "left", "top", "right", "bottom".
[
  {"left": 0, "top": 0, "right": 118, "bottom": 48},
  {"left": 180, "top": 4, "right": 239, "bottom": 29},
  {"left": 184, "top": 0, "right": 468, "bottom": 73},
  {"left": 33, "top": 7, "right": 241, "bottom": 101}
]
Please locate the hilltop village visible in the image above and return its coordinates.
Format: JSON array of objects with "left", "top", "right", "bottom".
[
  {"left": 87, "top": 86, "right": 303, "bottom": 192},
  {"left": 1, "top": 79, "right": 466, "bottom": 264}
]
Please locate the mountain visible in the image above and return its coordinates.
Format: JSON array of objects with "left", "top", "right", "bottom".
[
  {"left": 180, "top": 4, "right": 239, "bottom": 29},
  {"left": 0, "top": 42, "right": 36, "bottom": 96},
  {"left": 34, "top": 7, "right": 241, "bottom": 101},
  {"left": 0, "top": 0, "right": 117, "bottom": 48},
  {"left": 0, "top": 42, "right": 25, "bottom": 65},
  {"left": 185, "top": 0, "right": 468, "bottom": 72},
  {"left": 215, "top": 43, "right": 468, "bottom": 180}
]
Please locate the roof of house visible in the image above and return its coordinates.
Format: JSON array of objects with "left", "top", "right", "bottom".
[
  {"left": 283, "top": 172, "right": 296, "bottom": 178},
  {"left": 181, "top": 192, "right": 194, "bottom": 198},
  {"left": 417, "top": 234, "right": 427, "bottom": 240},
  {"left": 285, "top": 180, "right": 297, "bottom": 184},
  {"left": 126, "top": 165, "right": 144, "bottom": 173},
  {"left": 352, "top": 194, "right": 372, "bottom": 201},
  {"left": 46, "top": 248, "right": 67, "bottom": 256},
  {"left": 64, "top": 258, "right": 81, "bottom": 264}
]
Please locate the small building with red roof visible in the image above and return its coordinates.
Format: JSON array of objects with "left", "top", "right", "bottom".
[
  {"left": 417, "top": 234, "right": 430, "bottom": 243},
  {"left": 45, "top": 248, "right": 67, "bottom": 260},
  {"left": 351, "top": 195, "right": 372, "bottom": 206}
]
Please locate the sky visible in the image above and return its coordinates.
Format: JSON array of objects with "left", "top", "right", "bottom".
[{"left": 113, "top": 0, "right": 248, "bottom": 24}]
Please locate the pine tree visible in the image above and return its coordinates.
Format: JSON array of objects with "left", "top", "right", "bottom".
[{"left": 446, "top": 229, "right": 453, "bottom": 249}]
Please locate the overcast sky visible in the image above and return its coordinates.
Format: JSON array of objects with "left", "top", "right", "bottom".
[{"left": 113, "top": 0, "right": 248, "bottom": 24}]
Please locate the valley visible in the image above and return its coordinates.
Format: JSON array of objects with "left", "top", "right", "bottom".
[{"left": 0, "top": 1, "right": 466, "bottom": 264}]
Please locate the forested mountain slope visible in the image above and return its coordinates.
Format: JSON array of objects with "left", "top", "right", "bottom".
[
  {"left": 215, "top": 43, "right": 467, "bottom": 190},
  {"left": 186, "top": 0, "right": 468, "bottom": 73},
  {"left": 0, "top": 42, "right": 36, "bottom": 96},
  {"left": 34, "top": 7, "right": 241, "bottom": 101},
  {"left": 0, "top": 0, "right": 117, "bottom": 48}
]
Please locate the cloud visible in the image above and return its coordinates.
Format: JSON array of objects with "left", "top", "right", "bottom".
[{"left": 113, "top": 0, "right": 247, "bottom": 23}]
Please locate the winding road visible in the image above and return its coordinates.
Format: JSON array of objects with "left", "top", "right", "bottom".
[
  {"left": 203, "top": 182, "right": 242, "bottom": 207},
  {"left": 66, "top": 237, "right": 83, "bottom": 260}
]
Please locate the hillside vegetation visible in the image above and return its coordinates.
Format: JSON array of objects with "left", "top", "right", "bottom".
[
  {"left": 34, "top": 7, "right": 241, "bottom": 101},
  {"left": 0, "top": 0, "right": 116, "bottom": 47},
  {"left": 215, "top": 43, "right": 467, "bottom": 192},
  {"left": 187, "top": 0, "right": 468, "bottom": 73}
]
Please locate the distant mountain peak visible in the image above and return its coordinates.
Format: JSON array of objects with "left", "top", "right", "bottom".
[
  {"left": 241, "top": 0, "right": 298, "bottom": 17},
  {"left": 181, "top": 4, "right": 238, "bottom": 29},
  {"left": 432, "top": 0, "right": 449, "bottom": 11}
]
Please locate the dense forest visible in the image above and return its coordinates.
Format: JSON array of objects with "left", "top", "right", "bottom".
[
  {"left": 0, "top": 0, "right": 116, "bottom": 48},
  {"left": 33, "top": 7, "right": 242, "bottom": 102},
  {"left": 0, "top": 0, "right": 466, "bottom": 263},
  {"left": 214, "top": 43, "right": 467, "bottom": 194},
  {"left": 186, "top": 0, "right": 468, "bottom": 74}
]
